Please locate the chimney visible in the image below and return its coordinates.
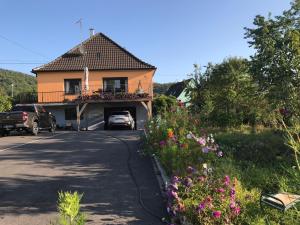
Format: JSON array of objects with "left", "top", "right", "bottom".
[{"left": 89, "top": 28, "right": 95, "bottom": 37}]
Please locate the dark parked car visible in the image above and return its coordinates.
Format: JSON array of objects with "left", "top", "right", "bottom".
[{"left": 0, "top": 104, "right": 56, "bottom": 136}]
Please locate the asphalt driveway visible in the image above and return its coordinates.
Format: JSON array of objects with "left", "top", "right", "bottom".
[{"left": 0, "top": 131, "right": 166, "bottom": 225}]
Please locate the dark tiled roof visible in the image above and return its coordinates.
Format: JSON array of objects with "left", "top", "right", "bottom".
[
  {"left": 32, "top": 33, "right": 156, "bottom": 73},
  {"left": 165, "top": 79, "right": 191, "bottom": 97}
]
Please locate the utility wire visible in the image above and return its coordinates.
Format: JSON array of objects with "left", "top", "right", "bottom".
[
  {"left": 0, "top": 62, "right": 45, "bottom": 65},
  {"left": 0, "top": 34, "right": 48, "bottom": 60}
]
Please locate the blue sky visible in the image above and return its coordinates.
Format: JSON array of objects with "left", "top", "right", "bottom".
[{"left": 0, "top": 0, "right": 291, "bottom": 83}]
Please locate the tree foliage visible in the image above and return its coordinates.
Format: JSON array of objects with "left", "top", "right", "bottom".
[
  {"left": 0, "top": 68, "right": 36, "bottom": 96},
  {"left": 152, "top": 94, "right": 178, "bottom": 115},
  {"left": 0, "top": 88, "right": 12, "bottom": 112},
  {"left": 187, "top": 1, "right": 300, "bottom": 127},
  {"left": 245, "top": 0, "right": 300, "bottom": 114},
  {"left": 187, "top": 58, "right": 265, "bottom": 127}
]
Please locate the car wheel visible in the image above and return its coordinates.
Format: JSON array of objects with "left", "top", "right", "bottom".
[
  {"left": 32, "top": 122, "right": 39, "bottom": 136},
  {"left": 49, "top": 122, "right": 56, "bottom": 133},
  {"left": 0, "top": 130, "right": 7, "bottom": 137}
]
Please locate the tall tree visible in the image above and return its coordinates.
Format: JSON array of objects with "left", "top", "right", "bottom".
[
  {"left": 187, "top": 58, "right": 262, "bottom": 127},
  {"left": 245, "top": 0, "right": 300, "bottom": 114}
]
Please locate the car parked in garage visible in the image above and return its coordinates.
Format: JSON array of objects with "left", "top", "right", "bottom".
[
  {"left": 0, "top": 104, "right": 56, "bottom": 136},
  {"left": 107, "top": 111, "right": 135, "bottom": 130}
]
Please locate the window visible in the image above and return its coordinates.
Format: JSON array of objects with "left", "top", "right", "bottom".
[
  {"left": 36, "top": 105, "right": 46, "bottom": 113},
  {"left": 103, "top": 78, "right": 128, "bottom": 93},
  {"left": 12, "top": 105, "right": 35, "bottom": 112},
  {"left": 64, "top": 79, "right": 81, "bottom": 95},
  {"left": 64, "top": 108, "right": 83, "bottom": 120}
]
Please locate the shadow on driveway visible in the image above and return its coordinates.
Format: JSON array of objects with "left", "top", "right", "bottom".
[{"left": 0, "top": 131, "right": 166, "bottom": 225}]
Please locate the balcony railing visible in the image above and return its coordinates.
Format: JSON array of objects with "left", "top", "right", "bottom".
[{"left": 14, "top": 85, "right": 152, "bottom": 104}]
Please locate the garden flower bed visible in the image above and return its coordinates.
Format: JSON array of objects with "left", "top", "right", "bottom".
[{"left": 145, "top": 107, "right": 299, "bottom": 225}]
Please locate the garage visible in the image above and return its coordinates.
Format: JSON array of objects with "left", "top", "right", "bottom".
[{"left": 104, "top": 107, "right": 136, "bottom": 130}]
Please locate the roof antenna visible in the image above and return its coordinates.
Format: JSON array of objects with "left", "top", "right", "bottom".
[{"left": 75, "top": 18, "right": 85, "bottom": 54}]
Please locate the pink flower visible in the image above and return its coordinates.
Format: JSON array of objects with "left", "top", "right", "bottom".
[
  {"left": 229, "top": 202, "right": 236, "bottom": 209},
  {"left": 217, "top": 151, "right": 223, "bottom": 157},
  {"left": 234, "top": 206, "right": 241, "bottom": 215},
  {"left": 212, "top": 210, "right": 221, "bottom": 218},
  {"left": 217, "top": 188, "right": 225, "bottom": 193},
  {"left": 198, "top": 137, "right": 206, "bottom": 146},
  {"left": 224, "top": 175, "right": 230, "bottom": 186},
  {"left": 205, "top": 196, "right": 212, "bottom": 203},
  {"left": 197, "top": 176, "right": 206, "bottom": 182}
]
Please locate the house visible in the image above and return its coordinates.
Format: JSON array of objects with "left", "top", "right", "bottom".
[
  {"left": 32, "top": 31, "right": 156, "bottom": 130},
  {"left": 165, "top": 79, "right": 191, "bottom": 105}
]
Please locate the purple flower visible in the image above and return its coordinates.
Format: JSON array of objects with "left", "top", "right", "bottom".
[
  {"left": 171, "top": 176, "right": 179, "bottom": 184},
  {"left": 230, "top": 188, "right": 236, "bottom": 198},
  {"left": 169, "top": 183, "right": 178, "bottom": 191},
  {"left": 187, "top": 166, "right": 195, "bottom": 174},
  {"left": 183, "top": 177, "right": 193, "bottom": 187},
  {"left": 159, "top": 140, "right": 166, "bottom": 147},
  {"left": 197, "top": 202, "right": 205, "bottom": 212},
  {"left": 167, "top": 190, "right": 179, "bottom": 200},
  {"left": 202, "top": 146, "right": 209, "bottom": 153},
  {"left": 212, "top": 210, "right": 221, "bottom": 218},
  {"left": 217, "top": 151, "right": 223, "bottom": 157}
]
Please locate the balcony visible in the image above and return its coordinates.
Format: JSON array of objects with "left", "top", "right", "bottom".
[{"left": 15, "top": 84, "right": 152, "bottom": 104}]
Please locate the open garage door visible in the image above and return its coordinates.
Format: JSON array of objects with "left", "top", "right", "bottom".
[{"left": 104, "top": 107, "right": 136, "bottom": 130}]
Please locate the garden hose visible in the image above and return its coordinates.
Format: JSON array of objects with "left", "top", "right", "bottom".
[{"left": 104, "top": 132, "right": 169, "bottom": 224}]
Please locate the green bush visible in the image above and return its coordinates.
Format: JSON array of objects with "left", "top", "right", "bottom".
[
  {"left": 51, "top": 191, "right": 86, "bottom": 225},
  {"left": 152, "top": 94, "right": 178, "bottom": 116}
]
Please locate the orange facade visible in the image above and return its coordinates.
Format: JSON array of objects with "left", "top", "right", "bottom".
[{"left": 36, "top": 69, "right": 155, "bottom": 103}]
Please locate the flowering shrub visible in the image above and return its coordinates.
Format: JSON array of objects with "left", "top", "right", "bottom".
[
  {"left": 166, "top": 170, "right": 244, "bottom": 225},
  {"left": 146, "top": 107, "right": 248, "bottom": 224},
  {"left": 146, "top": 108, "right": 221, "bottom": 175},
  {"left": 145, "top": 106, "right": 299, "bottom": 224}
]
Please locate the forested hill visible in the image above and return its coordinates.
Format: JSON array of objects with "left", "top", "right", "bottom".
[
  {"left": 153, "top": 82, "right": 175, "bottom": 95},
  {"left": 0, "top": 69, "right": 36, "bottom": 96}
]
